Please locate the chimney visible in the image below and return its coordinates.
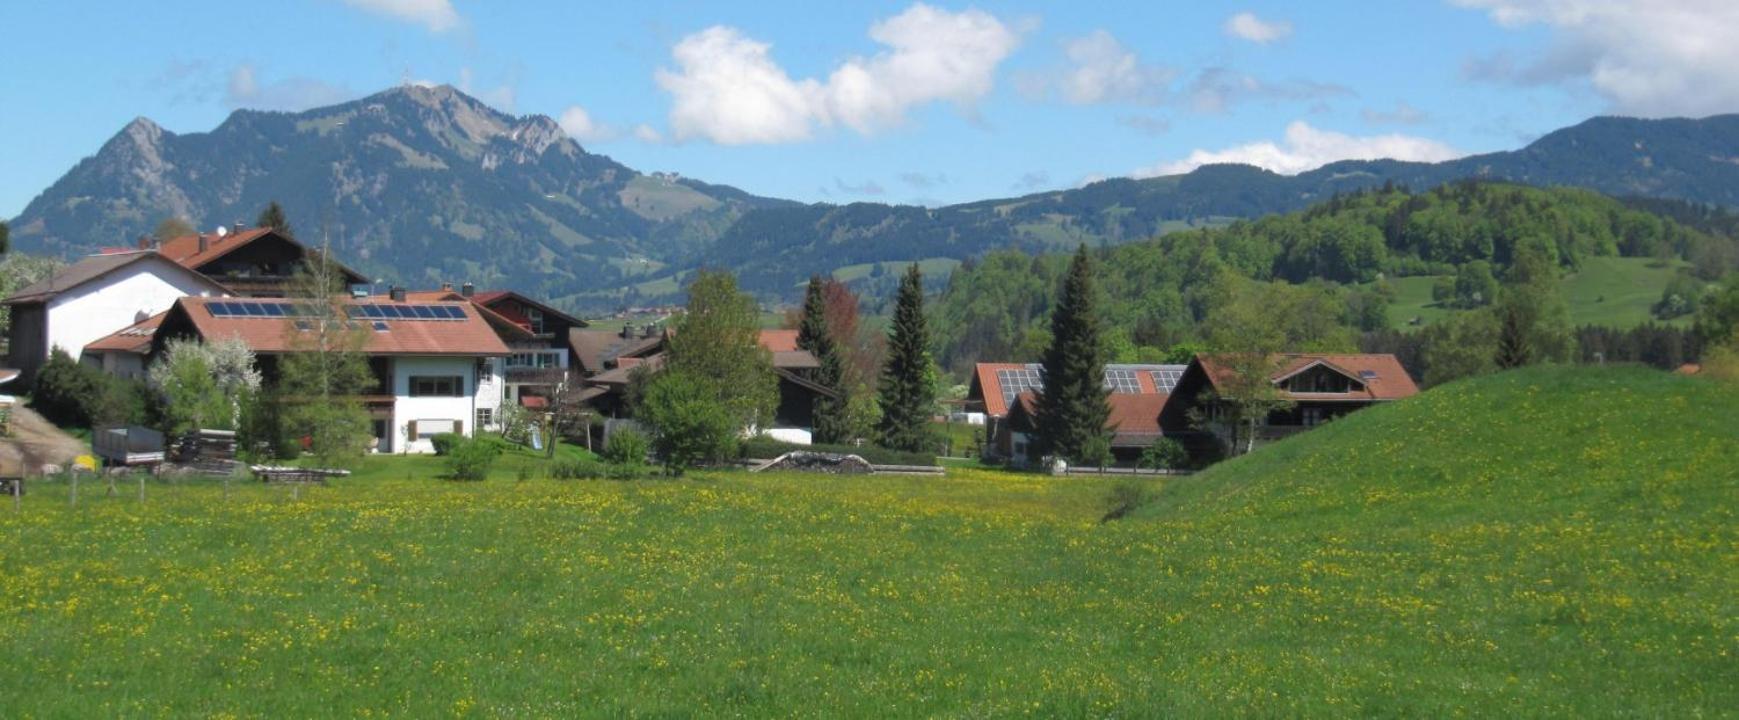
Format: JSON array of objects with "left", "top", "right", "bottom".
[
  {"left": 137, "top": 235, "right": 151, "bottom": 251},
  {"left": 460, "top": 282, "right": 474, "bottom": 298},
  {"left": 441, "top": 282, "right": 453, "bottom": 292},
  {"left": 641, "top": 323, "right": 657, "bottom": 339},
  {"left": 389, "top": 286, "right": 406, "bottom": 302},
  {"left": 197, "top": 233, "right": 209, "bottom": 253},
  {"left": 619, "top": 324, "right": 633, "bottom": 339}
]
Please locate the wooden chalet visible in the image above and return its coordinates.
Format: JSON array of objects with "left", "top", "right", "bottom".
[{"left": 1160, "top": 353, "right": 1419, "bottom": 457}]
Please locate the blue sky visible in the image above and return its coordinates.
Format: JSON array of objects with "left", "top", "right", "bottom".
[{"left": 2, "top": 0, "right": 1732, "bottom": 218}]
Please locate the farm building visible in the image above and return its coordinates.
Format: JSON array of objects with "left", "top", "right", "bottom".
[{"left": 1160, "top": 353, "right": 1419, "bottom": 456}]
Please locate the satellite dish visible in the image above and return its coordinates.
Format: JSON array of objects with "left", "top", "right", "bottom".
[{"left": 215, "top": 226, "right": 229, "bottom": 237}]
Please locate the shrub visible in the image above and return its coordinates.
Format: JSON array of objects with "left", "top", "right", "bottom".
[
  {"left": 1101, "top": 479, "right": 1156, "bottom": 523},
  {"left": 32, "top": 350, "right": 147, "bottom": 428},
  {"left": 444, "top": 437, "right": 500, "bottom": 481},
  {"left": 737, "top": 436, "right": 936, "bottom": 467},
  {"left": 1138, "top": 438, "right": 1189, "bottom": 471},
  {"left": 429, "top": 432, "right": 464, "bottom": 456},
  {"left": 636, "top": 370, "right": 738, "bottom": 474},
  {"left": 601, "top": 428, "right": 650, "bottom": 465}
]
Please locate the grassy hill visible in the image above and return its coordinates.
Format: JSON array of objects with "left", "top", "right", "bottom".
[
  {"left": 1, "top": 367, "right": 1732, "bottom": 715},
  {"left": 1138, "top": 366, "right": 1736, "bottom": 712},
  {"left": 1384, "top": 257, "right": 1694, "bottom": 329}
]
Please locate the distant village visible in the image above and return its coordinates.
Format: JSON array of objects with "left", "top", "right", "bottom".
[{"left": 2, "top": 220, "right": 1416, "bottom": 466}]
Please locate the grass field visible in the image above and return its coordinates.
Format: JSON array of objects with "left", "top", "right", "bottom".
[
  {"left": 1, "top": 367, "right": 1733, "bottom": 715},
  {"left": 1383, "top": 257, "right": 1691, "bottom": 330}
]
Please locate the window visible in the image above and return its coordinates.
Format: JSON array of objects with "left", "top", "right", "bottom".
[
  {"left": 409, "top": 376, "right": 464, "bottom": 397},
  {"left": 506, "top": 351, "right": 562, "bottom": 369},
  {"left": 527, "top": 307, "right": 546, "bottom": 334},
  {"left": 476, "top": 408, "right": 494, "bottom": 429}
]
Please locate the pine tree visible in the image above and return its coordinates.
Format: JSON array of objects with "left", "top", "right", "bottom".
[
  {"left": 797, "top": 276, "right": 849, "bottom": 443},
  {"left": 876, "top": 263, "right": 936, "bottom": 452},
  {"left": 1035, "top": 245, "right": 1112, "bottom": 462},
  {"left": 257, "top": 201, "right": 293, "bottom": 237}
]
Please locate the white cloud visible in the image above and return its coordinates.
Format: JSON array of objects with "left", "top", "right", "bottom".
[
  {"left": 226, "top": 65, "right": 354, "bottom": 111},
  {"left": 1056, "top": 31, "right": 1171, "bottom": 104},
  {"left": 558, "top": 106, "right": 616, "bottom": 143},
  {"left": 1224, "top": 12, "right": 1293, "bottom": 44},
  {"left": 632, "top": 124, "right": 664, "bottom": 143},
  {"left": 341, "top": 0, "right": 461, "bottom": 33},
  {"left": 655, "top": 3, "right": 1024, "bottom": 144},
  {"left": 1454, "top": 0, "right": 1739, "bottom": 117},
  {"left": 1140, "top": 121, "right": 1462, "bottom": 176}
]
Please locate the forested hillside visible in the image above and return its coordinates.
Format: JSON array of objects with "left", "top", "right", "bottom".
[{"left": 932, "top": 181, "right": 1736, "bottom": 377}]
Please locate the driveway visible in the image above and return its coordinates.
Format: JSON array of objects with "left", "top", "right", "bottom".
[{"left": 4, "top": 405, "right": 88, "bottom": 473}]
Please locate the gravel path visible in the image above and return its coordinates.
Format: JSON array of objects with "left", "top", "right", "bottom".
[{"left": 4, "top": 405, "right": 88, "bottom": 473}]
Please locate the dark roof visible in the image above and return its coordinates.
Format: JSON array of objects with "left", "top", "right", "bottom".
[
  {"left": 570, "top": 329, "right": 665, "bottom": 375},
  {"left": 158, "top": 228, "right": 367, "bottom": 283},
  {"left": 1195, "top": 353, "right": 1419, "bottom": 401},
  {"left": 2, "top": 251, "right": 229, "bottom": 305}
]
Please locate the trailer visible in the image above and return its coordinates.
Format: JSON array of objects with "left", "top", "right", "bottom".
[{"left": 92, "top": 425, "right": 166, "bottom": 467}]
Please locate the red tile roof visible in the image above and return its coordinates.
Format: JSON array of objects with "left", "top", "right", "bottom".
[
  {"left": 84, "top": 312, "right": 166, "bottom": 354},
  {"left": 1196, "top": 353, "right": 1419, "bottom": 401},
  {"left": 759, "top": 329, "right": 800, "bottom": 353},
  {"left": 170, "top": 296, "right": 509, "bottom": 356},
  {"left": 972, "top": 363, "right": 1033, "bottom": 418}
]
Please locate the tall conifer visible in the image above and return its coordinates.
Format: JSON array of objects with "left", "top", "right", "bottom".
[
  {"left": 877, "top": 264, "right": 936, "bottom": 452},
  {"left": 1035, "top": 245, "right": 1112, "bottom": 462},
  {"left": 798, "top": 276, "right": 849, "bottom": 443}
]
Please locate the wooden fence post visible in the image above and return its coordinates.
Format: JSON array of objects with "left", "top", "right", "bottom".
[
  {"left": 11, "top": 479, "right": 19, "bottom": 513},
  {"left": 138, "top": 474, "right": 146, "bottom": 504}
]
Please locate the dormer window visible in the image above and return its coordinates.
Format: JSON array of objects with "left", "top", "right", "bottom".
[{"left": 527, "top": 307, "right": 546, "bottom": 334}]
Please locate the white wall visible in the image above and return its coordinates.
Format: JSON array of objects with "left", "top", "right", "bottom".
[
  {"left": 474, "top": 356, "right": 503, "bottom": 431},
  {"left": 45, "top": 257, "right": 220, "bottom": 360},
  {"left": 389, "top": 356, "right": 483, "bottom": 455}
]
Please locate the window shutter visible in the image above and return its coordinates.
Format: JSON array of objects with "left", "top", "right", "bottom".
[
  {"left": 456, "top": 420, "right": 464, "bottom": 437},
  {"left": 408, "top": 421, "right": 417, "bottom": 439}
]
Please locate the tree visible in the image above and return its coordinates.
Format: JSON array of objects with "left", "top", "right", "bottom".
[
  {"left": 1035, "top": 246, "right": 1112, "bottom": 463},
  {"left": 1493, "top": 243, "right": 1572, "bottom": 369},
  {"left": 876, "top": 263, "right": 938, "bottom": 452},
  {"left": 257, "top": 201, "right": 293, "bottom": 237},
  {"left": 275, "top": 253, "right": 374, "bottom": 466},
  {"left": 0, "top": 253, "right": 64, "bottom": 335},
  {"left": 150, "top": 338, "right": 262, "bottom": 435},
  {"left": 0, "top": 220, "right": 8, "bottom": 255},
  {"left": 662, "top": 270, "right": 777, "bottom": 433},
  {"left": 797, "top": 276, "right": 850, "bottom": 443},
  {"left": 1453, "top": 260, "right": 1498, "bottom": 308},
  {"left": 637, "top": 370, "right": 737, "bottom": 474},
  {"left": 1138, "top": 437, "right": 1188, "bottom": 472},
  {"left": 1204, "top": 278, "right": 1296, "bottom": 455},
  {"left": 153, "top": 217, "right": 194, "bottom": 243},
  {"left": 1694, "top": 273, "right": 1739, "bottom": 346}
]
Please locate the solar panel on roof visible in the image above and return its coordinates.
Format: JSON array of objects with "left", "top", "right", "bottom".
[
  {"left": 995, "top": 366, "right": 1044, "bottom": 405},
  {"left": 1149, "top": 368, "right": 1183, "bottom": 393},
  {"left": 1358, "top": 370, "right": 1378, "bottom": 380},
  {"left": 1104, "top": 368, "right": 1142, "bottom": 394},
  {"left": 373, "top": 321, "right": 389, "bottom": 332},
  {"left": 411, "top": 305, "right": 436, "bottom": 319},
  {"left": 207, "top": 303, "right": 229, "bottom": 317},
  {"left": 442, "top": 305, "right": 465, "bottom": 319},
  {"left": 261, "top": 303, "right": 285, "bottom": 317},
  {"left": 242, "top": 302, "right": 266, "bottom": 317}
]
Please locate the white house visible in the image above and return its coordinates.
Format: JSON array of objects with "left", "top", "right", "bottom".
[
  {"left": 2, "top": 251, "right": 230, "bottom": 384},
  {"left": 151, "top": 295, "right": 509, "bottom": 454}
]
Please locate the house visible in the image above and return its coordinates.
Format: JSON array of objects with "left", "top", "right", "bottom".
[
  {"left": 573, "top": 328, "right": 840, "bottom": 444},
  {"left": 1000, "top": 391, "right": 1170, "bottom": 467},
  {"left": 150, "top": 294, "right": 510, "bottom": 454},
  {"left": 1160, "top": 353, "right": 1419, "bottom": 456},
  {"left": 403, "top": 285, "right": 588, "bottom": 427},
  {"left": 81, "top": 312, "right": 166, "bottom": 381},
  {"left": 1, "top": 250, "right": 232, "bottom": 384},
  {"left": 967, "top": 362, "right": 1185, "bottom": 462},
  {"left": 153, "top": 226, "right": 368, "bottom": 296}
]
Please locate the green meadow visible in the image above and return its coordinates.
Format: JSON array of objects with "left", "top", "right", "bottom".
[
  {"left": 1384, "top": 256, "right": 1693, "bottom": 329},
  {"left": 0, "top": 367, "right": 1732, "bottom": 716}
]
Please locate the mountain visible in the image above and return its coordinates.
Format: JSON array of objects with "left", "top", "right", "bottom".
[
  {"left": 7, "top": 84, "right": 794, "bottom": 305},
  {"left": 702, "top": 115, "right": 1739, "bottom": 296},
  {"left": 11, "top": 84, "right": 1739, "bottom": 309}
]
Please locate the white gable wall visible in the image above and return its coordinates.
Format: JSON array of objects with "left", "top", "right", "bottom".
[
  {"left": 390, "top": 356, "right": 488, "bottom": 455},
  {"left": 43, "top": 258, "right": 222, "bottom": 361}
]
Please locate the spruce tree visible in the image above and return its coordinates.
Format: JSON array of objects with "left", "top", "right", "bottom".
[
  {"left": 876, "top": 263, "right": 936, "bottom": 452},
  {"left": 257, "top": 201, "right": 293, "bottom": 237},
  {"left": 797, "top": 275, "right": 849, "bottom": 444},
  {"left": 1035, "top": 245, "right": 1111, "bottom": 462}
]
